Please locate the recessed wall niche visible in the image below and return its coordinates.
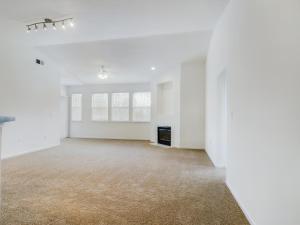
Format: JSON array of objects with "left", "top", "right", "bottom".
[{"left": 157, "top": 81, "right": 174, "bottom": 116}]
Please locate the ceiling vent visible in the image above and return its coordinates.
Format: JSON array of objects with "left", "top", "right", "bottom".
[{"left": 35, "top": 59, "right": 45, "bottom": 65}]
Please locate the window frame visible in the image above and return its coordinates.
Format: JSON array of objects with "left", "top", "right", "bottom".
[
  {"left": 111, "top": 92, "right": 130, "bottom": 122},
  {"left": 71, "top": 93, "right": 83, "bottom": 122},
  {"left": 71, "top": 91, "right": 152, "bottom": 123},
  {"left": 91, "top": 93, "right": 109, "bottom": 122},
  {"left": 132, "top": 92, "right": 152, "bottom": 122}
]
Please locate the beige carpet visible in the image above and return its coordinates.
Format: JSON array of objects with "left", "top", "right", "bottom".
[{"left": 0, "top": 139, "right": 249, "bottom": 225}]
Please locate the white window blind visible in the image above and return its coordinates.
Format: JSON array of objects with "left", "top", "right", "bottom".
[
  {"left": 71, "top": 94, "right": 82, "bottom": 121},
  {"left": 132, "top": 92, "right": 151, "bottom": 122},
  {"left": 111, "top": 93, "right": 129, "bottom": 121},
  {"left": 92, "top": 93, "right": 109, "bottom": 121}
]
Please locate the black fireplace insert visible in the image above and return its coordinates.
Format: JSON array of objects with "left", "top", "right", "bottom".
[{"left": 157, "top": 126, "right": 171, "bottom": 146}]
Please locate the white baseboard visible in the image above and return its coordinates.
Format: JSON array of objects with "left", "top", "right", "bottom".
[
  {"left": 2, "top": 142, "right": 60, "bottom": 160},
  {"left": 70, "top": 136, "right": 150, "bottom": 141},
  {"left": 149, "top": 142, "right": 173, "bottom": 148},
  {"left": 226, "top": 181, "right": 256, "bottom": 225},
  {"left": 205, "top": 150, "right": 225, "bottom": 168}
]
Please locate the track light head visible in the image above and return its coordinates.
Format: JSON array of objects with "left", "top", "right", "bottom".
[
  {"left": 44, "top": 18, "right": 53, "bottom": 23},
  {"left": 52, "top": 23, "right": 57, "bottom": 30},
  {"left": 69, "top": 20, "right": 75, "bottom": 28},
  {"left": 43, "top": 23, "right": 47, "bottom": 30}
]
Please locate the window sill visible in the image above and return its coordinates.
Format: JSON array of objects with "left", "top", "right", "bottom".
[{"left": 72, "top": 120, "right": 151, "bottom": 124}]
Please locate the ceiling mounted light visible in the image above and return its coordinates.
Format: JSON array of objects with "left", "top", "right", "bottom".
[
  {"left": 25, "top": 18, "right": 74, "bottom": 33},
  {"left": 98, "top": 74, "right": 108, "bottom": 80},
  {"left": 98, "top": 66, "right": 109, "bottom": 80},
  {"left": 69, "top": 21, "right": 75, "bottom": 27},
  {"left": 151, "top": 67, "right": 156, "bottom": 71}
]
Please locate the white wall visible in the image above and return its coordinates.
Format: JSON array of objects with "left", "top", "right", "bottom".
[
  {"left": 0, "top": 21, "right": 61, "bottom": 159},
  {"left": 206, "top": 1, "right": 300, "bottom": 225},
  {"left": 60, "top": 86, "right": 69, "bottom": 139},
  {"left": 68, "top": 83, "right": 151, "bottom": 140},
  {"left": 180, "top": 60, "right": 205, "bottom": 149}
]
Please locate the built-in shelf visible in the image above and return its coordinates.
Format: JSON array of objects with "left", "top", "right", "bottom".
[{"left": 157, "top": 81, "right": 174, "bottom": 116}]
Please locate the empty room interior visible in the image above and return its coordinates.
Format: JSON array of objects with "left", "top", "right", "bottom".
[{"left": 0, "top": 0, "right": 299, "bottom": 225}]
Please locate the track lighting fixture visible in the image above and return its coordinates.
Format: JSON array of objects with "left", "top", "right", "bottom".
[{"left": 26, "top": 18, "right": 74, "bottom": 33}]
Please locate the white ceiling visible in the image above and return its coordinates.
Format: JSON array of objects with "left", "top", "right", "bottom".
[
  {"left": 39, "top": 31, "right": 211, "bottom": 85},
  {"left": 0, "top": 0, "right": 229, "bottom": 85}
]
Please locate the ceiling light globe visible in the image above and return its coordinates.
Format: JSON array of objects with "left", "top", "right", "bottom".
[{"left": 98, "top": 74, "right": 108, "bottom": 80}]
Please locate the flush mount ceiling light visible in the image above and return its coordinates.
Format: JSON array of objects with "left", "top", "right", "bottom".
[
  {"left": 98, "top": 66, "right": 109, "bottom": 80},
  {"left": 26, "top": 18, "right": 74, "bottom": 33},
  {"left": 98, "top": 74, "right": 108, "bottom": 80},
  {"left": 151, "top": 66, "right": 156, "bottom": 71}
]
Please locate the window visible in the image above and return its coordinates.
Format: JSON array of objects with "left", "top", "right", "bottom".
[
  {"left": 132, "top": 92, "right": 151, "bottom": 122},
  {"left": 92, "top": 93, "right": 109, "bottom": 121},
  {"left": 71, "top": 94, "right": 82, "bottom": 121},
  {"left": 111, "top": 93, "right": 129, "bottom": 121}
]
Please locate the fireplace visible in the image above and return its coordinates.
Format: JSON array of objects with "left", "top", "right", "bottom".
[{"left": 157, "top": 126, "right": 171, "bottom": 146}]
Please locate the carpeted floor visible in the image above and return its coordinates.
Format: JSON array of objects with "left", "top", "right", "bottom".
[{"left": 0, "top": 139, "right": 249, "bottom": 225}]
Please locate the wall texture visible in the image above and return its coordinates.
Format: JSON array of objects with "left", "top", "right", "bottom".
[
  {"left": 68, "top": 83, "right": 151, "bottom": 140},
  {"left": 0, "top": 21, "right": 61, "bottom": 159},
  {"left": 180, "top": 60, "right": 205, "bottom": 149},
  {"left": 206, "top": 1, "right": 300, "bottom": 224}
]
